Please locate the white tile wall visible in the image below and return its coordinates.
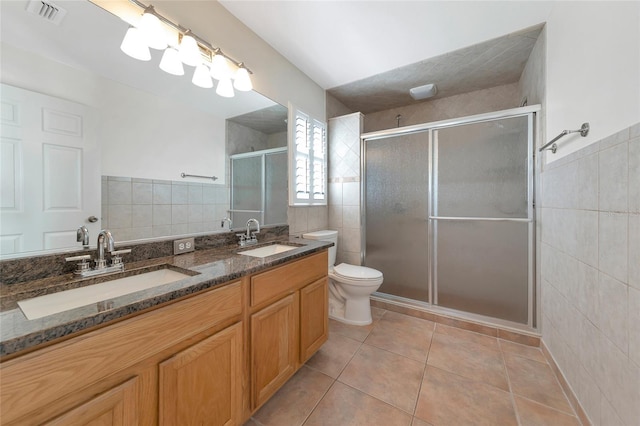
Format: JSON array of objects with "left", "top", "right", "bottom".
[
  {"left": 327, "top": 113, "right": 364, "bottom": 265},
  {"left": 540, "top": 122, "right": 640, "bottom": 426}
]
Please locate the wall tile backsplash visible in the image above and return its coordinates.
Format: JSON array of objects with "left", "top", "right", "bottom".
[
  {"left": 540, "top": 122, "right": 640, "bottom": 426},
  {"left": 102, "top": 176, "right": 229, "bottom": 242}
]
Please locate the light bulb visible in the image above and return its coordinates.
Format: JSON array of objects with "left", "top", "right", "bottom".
[
  {"left": 120, "top": 27, "right": 151, "bottom": 61},
  {"left": 178, "top": 32, "right": 201, "bottom": 67},
  {"left": 216, "top": 78, "right": 234, "bottom": 98},
  {"left": 192, "top": 64, "right": 213, "bottom": 88},
  {"left": 138, "top": 10, "right": 167, "bottom": 50},
  {"left": 233, "top": 65, "right": 253, "bottom": 91},
  {"left": 159, "top": 47, "right": 184, "bottom": 75},
  {"left": 210, "top": 53, "right": 232, "bottom": 80}
]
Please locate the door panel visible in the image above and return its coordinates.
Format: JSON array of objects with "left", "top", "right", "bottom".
[
  {"left": 0, "top": 83, "right": 100, "bottom": 254},
  {"left": 432, "top": 115, "right": 533, "bottom": 325},
  {"left": 364, "top": 131, "right": 430, "bottom": 302}
]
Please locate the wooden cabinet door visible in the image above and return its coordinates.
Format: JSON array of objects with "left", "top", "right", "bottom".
[
  {"left": 159, "top": 322, "right": 243, "bottom": 426},
  {"left": 299, "top": 277, "right": 329, "bottom": 363},
  {"left": 251, "top": 293, "right": 297, "bottom": 408},
  {"left": 44, "top": 377, "right": 139, "bottom": 426}
]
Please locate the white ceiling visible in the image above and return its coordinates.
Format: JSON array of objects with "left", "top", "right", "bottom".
[{"left": 219, "top": 1, "right": 554, "bottom": 90}]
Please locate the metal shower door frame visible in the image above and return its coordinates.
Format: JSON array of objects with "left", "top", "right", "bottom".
[
  {"left": 229, "top": 146, "right": 288, "bottom": 226},
  {"left": 361, "top": 105, "right": 540, "bottom": 328}
]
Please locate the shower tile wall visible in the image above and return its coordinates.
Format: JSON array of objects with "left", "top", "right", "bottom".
[
  {"left": 101, "top": 176, "right": 230, "bottom": 242},
  {"left": 328, "top": 113, "right": 364, "bottom": 265},
  {"left": 540, "top": 122, "right": 640, "bottom": 426},
  {"left": 363, "top": 83, "right": 519, "bottom": 133}
]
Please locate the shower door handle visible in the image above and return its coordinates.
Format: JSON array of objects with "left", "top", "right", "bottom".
[{"left": 429, "top": 216, "right": 532, "bottom": 222}]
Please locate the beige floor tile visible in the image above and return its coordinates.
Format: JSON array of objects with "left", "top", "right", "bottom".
[
  {"left": 380, "top": 311, "right": 436, "bottom": 330},
  {"left": 371, "top": 306, "right": 386, "bottom": 320},
  {"left": 415, "top": 366, "right": 518, "bottom": 426},
  {"left": 338, "top": 344, "right": 425, "bottom": 414},
  {"left": 252, "top": 365, "right": 333, "bottom": 426},
  {"left": 329, "top": 318, "right": 376, "bottom": 342},
  {"left": 305, "top": 332, "right": 361, "bottom": 378},
  {"left": 242, "top": 418, "right": 263, "bottom": 426},
  {"left": 504, "top": 353, "right": 573, "bottom": 414},
  {"left": 499, "top": 339, "right": 546, "bottom": 363},
  {"left": 427, "top": 332, "right": 509, "bottom": 391},
  {"left": 411, "top": 418, "right": 433, "bottom": 426},
  {"left": 435, "top": 323, "right": 500, "bottom": 351},
  {"left": 515, "top": 396, "right": 581, "bottom": 426},
  {"left": 364, "top": 311, "right": 434, "bottom": 362},
  {"left": 304, "top": 382, "right": 413, "bottom": 426}
]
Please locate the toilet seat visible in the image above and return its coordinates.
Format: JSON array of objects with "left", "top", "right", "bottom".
[{"left": 330, "top": 263, "right": 383, "bottom": 286}]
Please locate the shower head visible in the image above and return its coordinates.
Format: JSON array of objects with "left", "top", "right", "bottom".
[{"left": 410, "top": 83, "right": 438, "bottom": 100}]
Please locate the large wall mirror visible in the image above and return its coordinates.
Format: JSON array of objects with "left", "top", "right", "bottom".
[{"left": 0, "top": 0, "right": 288, "bottom": 258}]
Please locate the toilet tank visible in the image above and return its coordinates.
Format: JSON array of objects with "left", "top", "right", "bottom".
[{"left": 302, "top": 230, "right": 338, "bottom": 268}]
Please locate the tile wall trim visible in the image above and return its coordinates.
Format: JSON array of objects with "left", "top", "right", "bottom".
[{"left": 541, "top": 340, "right": 592, "bottom": 426}]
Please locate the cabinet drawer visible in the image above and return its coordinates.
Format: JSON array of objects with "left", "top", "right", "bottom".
[{"left": 250, "top": 251, "right": 327, "bottom": 307}]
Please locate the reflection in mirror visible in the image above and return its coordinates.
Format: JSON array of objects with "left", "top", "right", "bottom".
[
  {"left": 227, "top": 104, "right": 289, "bottom": 228},
  {"left": 0, "top": 0, "right": 287, "bottom": 258}
]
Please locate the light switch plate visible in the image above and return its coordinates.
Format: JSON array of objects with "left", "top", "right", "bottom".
[{"left": 173, "top": 237, "right": 195, "bottom": 255}]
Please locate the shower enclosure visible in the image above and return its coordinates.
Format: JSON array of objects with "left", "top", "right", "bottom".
[
  {"left": 363, "top": 106, "right": 538, "bottom": 327},
  {"left": 230, "top": 147, "right": 288, "bottom": 227}
]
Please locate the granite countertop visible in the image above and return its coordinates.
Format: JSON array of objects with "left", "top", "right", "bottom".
[{"left": 0, "top": 237, "right": 331, "bottom": 358}]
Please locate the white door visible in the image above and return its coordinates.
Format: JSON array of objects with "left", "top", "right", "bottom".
[{"left": 0, "top": 83, "right": 100, "bottom": 255}]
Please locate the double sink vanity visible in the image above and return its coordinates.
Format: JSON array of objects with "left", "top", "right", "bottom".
[{"left": 0, "top": 228, "right": 331, "bottom": 425}]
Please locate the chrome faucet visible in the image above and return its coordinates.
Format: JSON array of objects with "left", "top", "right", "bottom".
[
  {"left": 96, "top": 229, "right": 115, "bottom": 269},
  {"left": 65, "top": 229, "right": 131, "bottom": 277},
  {"left": 246, "top": 218, "right": 260, "bottom": 239},
  {"left": 76, "top": 225, "right": 90, "bottom": 247},
  {"left": 221, "top": 217, "right": 233, "bottom": 230},
  {"left": 237, "top": 218, "right": 260, "bottom": 246}
]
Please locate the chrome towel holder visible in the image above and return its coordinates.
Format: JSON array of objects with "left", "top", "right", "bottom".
[
  {"left": 181, "top": 172, "right": 218, "bottom": 181},
  {"left": 539, "top": 122, "right": 590, "bottom": 154}
]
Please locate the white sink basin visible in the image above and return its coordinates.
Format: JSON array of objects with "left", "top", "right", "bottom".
[
  {"left": 239, "top": 244, "right": 297, "bottom": 258},
  {"left": 18, "top": 268, "right": 192, "bottom": 320}
]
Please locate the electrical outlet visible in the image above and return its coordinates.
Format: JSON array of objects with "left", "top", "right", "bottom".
[{"left": 173, "top": 237, "right": 195, "bottom": 255}]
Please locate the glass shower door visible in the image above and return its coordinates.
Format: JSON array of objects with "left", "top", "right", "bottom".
[
  {"left": 230, "top": 148, "right": 288, "bottom": 227},
  {"left": 431, "top": 115, "right": 533, "bottom": 324},
  {"left": 364, "top": 131, "right": 430, "bottom": 302}
]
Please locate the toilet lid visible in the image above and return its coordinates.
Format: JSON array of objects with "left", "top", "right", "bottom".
[{"left": 333, "top": 263, "right": 383, "bottom": 280}]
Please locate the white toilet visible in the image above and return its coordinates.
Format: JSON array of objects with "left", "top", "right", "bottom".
[{"left": 302, "top": 230, "right": 383, "bottom": 326}]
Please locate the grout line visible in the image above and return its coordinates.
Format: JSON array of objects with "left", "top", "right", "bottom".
[
  {"left": 411, "top": 327, "right": 434, "bottom": 420},
  {"left": 502, "top": 345, "right": 524, "bottom": 426},
  {"left": 299, "top": 373, "right": 336, "bottom": 426}
]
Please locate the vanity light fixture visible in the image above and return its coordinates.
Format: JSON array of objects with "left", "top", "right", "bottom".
[
  {"left": 210, "top": 50, "right": 233, "bottom": 80},
  {"left": 120, "top": 26, "right": 151, "bottom": 61},
  {"left": 137, "top": 6, "right": 167, "bottom": 50},
  {"left": 119, "top": 0, "right": 253, "bottom": 98},
  {"left": 192, "top": 63, "right": 214, "bottom": 89},
  {"left": 159, "top": 47, "right": 184, "bottom": 75},
  {"left": 234, "top": 63, "right": 253, "bottom": 92},
  {"left": 178, "top": 30, "right": 201, "bottom": 67},
  {"left": 216, "top": 78, "right": 235, "bottom": 98}
]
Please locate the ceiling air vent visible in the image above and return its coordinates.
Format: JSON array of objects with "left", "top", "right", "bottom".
[{"left": 25, "top": 0, "right": 67, "bottom": 25}]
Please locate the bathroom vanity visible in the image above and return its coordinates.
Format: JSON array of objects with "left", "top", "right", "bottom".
[{"left": 0, "top": 238, "right": 330, "bottom": 425}]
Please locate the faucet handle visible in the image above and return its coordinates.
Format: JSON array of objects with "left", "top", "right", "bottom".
[
  {"left": 65, "top": 254, "right": 92, "bottom": 274},
  {"left": 111, "top": 249, "right": 131, "bottom": 256},
  {"left": 235, "top": 233, "right": 247, "bottom": 246},
  {"left": 110, "top": 249, "right": 131, "bottom": 267}
]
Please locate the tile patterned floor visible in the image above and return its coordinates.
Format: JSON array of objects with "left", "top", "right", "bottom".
[{"left": 244, "top": 308, "right": 582, "bottom": 426}]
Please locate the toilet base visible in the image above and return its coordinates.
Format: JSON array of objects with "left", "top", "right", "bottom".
[{"left": 328, "top": 295, "right": 373, "bottom": 326}]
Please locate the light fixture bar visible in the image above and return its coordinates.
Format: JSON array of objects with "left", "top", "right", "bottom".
[{"left": 127, "top": 0, "right": 253, "bottom": 74}]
